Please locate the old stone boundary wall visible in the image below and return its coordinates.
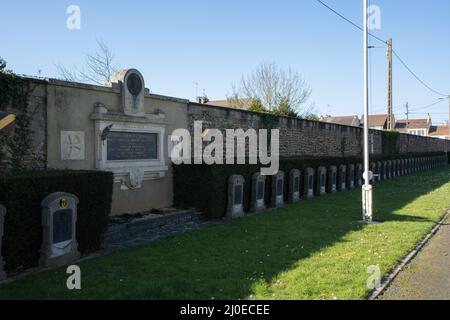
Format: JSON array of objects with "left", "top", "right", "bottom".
[
  {"left": 8, "top": 78, "right": 450, "bottom": 172},
  {"left": 187, "top": 102, "right": 450, "bottom": 158}
]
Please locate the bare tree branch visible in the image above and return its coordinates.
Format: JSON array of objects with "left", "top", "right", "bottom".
[{"left": 55, "top": 39, "right": 119, "bottom": 85}]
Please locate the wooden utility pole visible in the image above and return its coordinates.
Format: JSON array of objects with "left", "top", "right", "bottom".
[
  {"left": 405, "top": 102, "right": 409, "bottom": 130},
  {"left": 387, "top": 38, "right": 394, "bottom": 130}
]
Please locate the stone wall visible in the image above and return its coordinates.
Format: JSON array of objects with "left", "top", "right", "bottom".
[
  {"left": 397, "top": 133, "right": 449, "bottom": 154},
  {"left": 0, "top": 79, "right": 47, "bottom": 171},
  {"left": 26, "top": 82, "right": 47, "bottom": 170},
  {"left": 187, "top": 102, "right": 449, "bottom": 157}
]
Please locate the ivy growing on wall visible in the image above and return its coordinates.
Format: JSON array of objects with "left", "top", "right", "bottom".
[
  {"left": 381, "top": 130, "right": 400, "bottom": 155},
  {"left": 0, "top": 58, "right": 34, "bottom": 172}
]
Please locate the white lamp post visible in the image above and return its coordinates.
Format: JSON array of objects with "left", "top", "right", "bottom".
[{"left": 362, "top": 0, "right": 373, "bottom": 222}]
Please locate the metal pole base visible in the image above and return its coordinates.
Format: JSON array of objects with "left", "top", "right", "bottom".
[{"left": 362, "top": 184, "right": 373, "bottom": 223}]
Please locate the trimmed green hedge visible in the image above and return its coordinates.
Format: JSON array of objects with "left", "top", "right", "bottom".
[
  {"left": 174, "top": 156, "right": 361, "bottom": 219},
  {"left": 0, "top": 170, "right": 113, "bottom": 272},
  {"left": 381, "top": 131, "right": 400, "bottom": 155},
  {"left": 173, "top": 153, "right": 446, "bottom": 219}
]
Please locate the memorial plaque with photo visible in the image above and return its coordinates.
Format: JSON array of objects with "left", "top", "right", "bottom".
[
  {"left": 53, "top": 209, "right": 72, "bottom": 244},
  {"left": 107, "top": 131, "right": 157, "bottom": 161}
]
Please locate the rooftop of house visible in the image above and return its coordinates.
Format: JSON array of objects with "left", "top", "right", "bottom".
[
  {"left": 395, "top": 118, "right": 431, "bottom": 130},
  {"left": 429, "top": 125, "right": 450, "bottom": 137},
  {"left": 321, "top": 115, "right": 360, "bottom": 127},
  {"left": 360, "top": 114, "right": 388, "bottom": 127}
]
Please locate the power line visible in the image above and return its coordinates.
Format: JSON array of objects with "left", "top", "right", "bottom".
[
  {"left": 392, "top": 50, "right": 448, "bottom": 97},
  {"left": 314, "top": 0, "right": 387, "bottom": 45},
  {"left": 409, "top": 98, "right": 448, "bottom": 112},
  {"left": 313, "top": 0, "right": 449, "bottom": 97}
]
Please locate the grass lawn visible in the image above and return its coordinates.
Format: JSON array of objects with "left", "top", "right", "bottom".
[{"left": 1, "top": 166, "right": 449, "bottom": 300}]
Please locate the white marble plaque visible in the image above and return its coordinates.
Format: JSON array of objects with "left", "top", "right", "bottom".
[{"left": 61, "top": 131, "right": 85, "bottom": 160}]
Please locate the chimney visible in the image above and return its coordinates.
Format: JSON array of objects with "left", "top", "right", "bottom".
[
  {"left": 427, "top": 113, "right": 432, "bottom": 126},
  {"left": 196, "top": 95, "right": 209, "bottom": 104}
]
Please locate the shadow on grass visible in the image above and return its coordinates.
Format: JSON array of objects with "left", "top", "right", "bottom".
[{"left": 0, "top": 166, "right": 449, "bottom": 299}]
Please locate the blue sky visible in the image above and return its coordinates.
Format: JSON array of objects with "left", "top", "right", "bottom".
[{"left": 1, "top": 0, "right": 449, "bottom": 123}]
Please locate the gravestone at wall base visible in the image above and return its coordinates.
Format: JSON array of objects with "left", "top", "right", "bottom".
[
  {"left": 370, "top": 162, "right": 377, "bottom": 184},
  {"left": 289, "top": 169, "right": 301, "bottom": 203},
  {"left": 227, "top": 175, "right": 245, "bottom": 218},
  {"left": 39, "top": 192, "right": 80, "bottom": 268},
  {"left": 355, "top": 163, "right": 363, "bottom": 186},
  {"left": 0, "top": 205, "right": 6, "bottom": 281},
  {"left": 328, "top": 166, "right": 337, "bottom": 193},
  {"left": 304, "top": 168, "right": 315, "bottom": 199},
  {"left": 391, "top": 161, "right": 397, "bottom": 178},
  {"left": 347, "top": 164, "right": 355, "bottom": 189},
  {"left": 376, "top": 162, "right": 382, "bottom": 182},
  {"left": 316, "top": 167, "right": 327, "bottom": 196},
  {"left": 271, "top": 171, "right": 285, "bottom": 207},
  {"left": 251, "top": 173, "right": 266, "bottom": 212},
  {"left": 382, "top": 161, "right": 388, "bottom": 180},
  {"left": 338, "top": 165, "right": 347, "bottom": 191},
  {"left": 387, "top": 161, "right": 392, "bottom": 179}
]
